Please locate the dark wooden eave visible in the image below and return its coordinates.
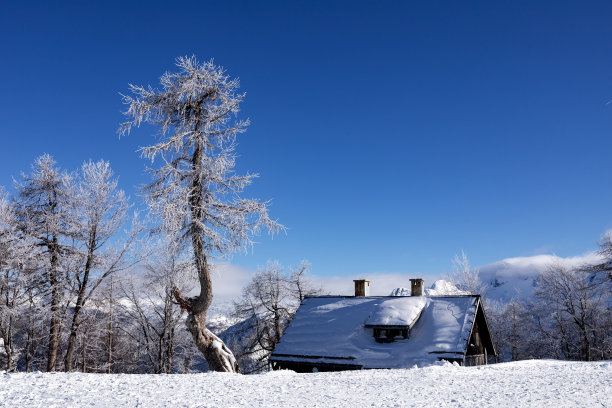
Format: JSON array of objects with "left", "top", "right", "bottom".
[
  {"left": 270, "top": 353, "right": 356, "bottom": 361},
  {"left": 464, "top": 296, "right": 496, "bottom": 357}
]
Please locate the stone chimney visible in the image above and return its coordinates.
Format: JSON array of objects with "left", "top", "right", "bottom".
[
  {"left": 353, "top": 279, "right": 370, "bottom": 297},
  {"left": 410, "top": 278, "right": 425, "bottom": 296}
]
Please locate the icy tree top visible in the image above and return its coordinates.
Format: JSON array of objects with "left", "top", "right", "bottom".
[{"left": 119, "top": 56, "right": 282, "bottom": 257}]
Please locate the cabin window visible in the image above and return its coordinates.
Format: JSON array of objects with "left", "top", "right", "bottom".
[{"left": 372, "top": 327, "right": 408, "bottom": 343}]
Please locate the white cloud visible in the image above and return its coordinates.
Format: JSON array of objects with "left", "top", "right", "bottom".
[
  {"left": 208, "top": 262, "right": 256, "bottom": 306},
  {"left": 477, "top": 252, "right": 604, "bottom": 280}
]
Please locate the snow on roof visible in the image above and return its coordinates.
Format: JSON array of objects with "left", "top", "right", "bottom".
[
  {"left": 365, "top": 296, "right": 426, "bottom": 327},
  {"left": 271, "top": 296, "right": 479, "bottom": 369}
]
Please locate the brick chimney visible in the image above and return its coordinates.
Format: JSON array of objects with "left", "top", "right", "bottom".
[
  {"left": 353, "top": 279, "right": 370, "bottom": 297},
  {"left": 410, "top": 278, "right": 425, "bottom": 296}
]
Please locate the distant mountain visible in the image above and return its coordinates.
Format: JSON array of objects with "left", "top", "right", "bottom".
[
  {"left": 386, "top": 253, "right": 604, "bottom": 305},
  {"left": 478, "top": 253, "right": 602, "bottom": 303}
]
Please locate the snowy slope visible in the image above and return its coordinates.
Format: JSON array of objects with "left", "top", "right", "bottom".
[{"left": 1, "top": 360, "right": 610, "bottom": 407}]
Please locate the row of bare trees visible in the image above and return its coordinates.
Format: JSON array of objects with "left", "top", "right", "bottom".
[
  {"left": 490, "top": 269, "right": 612, "bottom": 362},
  {"left": 0, "top": 155, "right": 134, "bottom": 372},
  {"left": 1, "top": 155, "right": 318, "bottom": 375},
  {"left": 0, "top": 155, "right": 209, "bottom": 373},
  {"left": 4, "top": 56, "right": 288, "bottom": 375},
  {"left": 453, "top": 242, "right": 612, "bottom": 363},
  {"left": 2, "top": 56, "right": 296, "bottom": 375}
]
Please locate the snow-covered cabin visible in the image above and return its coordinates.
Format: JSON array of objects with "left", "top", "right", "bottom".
[{"left": 270, "top": 279, "right": 496, "bottom": 372}]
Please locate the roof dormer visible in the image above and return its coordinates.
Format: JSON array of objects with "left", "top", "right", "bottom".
[{"left": 364, "top": 297, "right": 427, "bottom": 343}]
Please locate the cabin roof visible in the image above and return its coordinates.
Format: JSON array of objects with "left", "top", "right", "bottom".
[{"left": 270, "top": 295, "right": 489, "bottom": 369}]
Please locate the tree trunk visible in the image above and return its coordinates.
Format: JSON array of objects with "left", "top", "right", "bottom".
[
  {"left": 81, "top": 333, "right": 87, "bottom": 373},
  {"left": 166, "top": 325, "right": 174, "bottom": 374},
  {"left": 47, "top": 236, "right": 61, "bottom": 372},
  {"left": 25, "top": 328, "right": 32, "bottom": 373},
  {"left": 163, "top": 294, "right": 174, "bottom": 374},
  {"left": 107, "top": 273, "right": 114, "bottom": 374},
  {"left": 577, "top": 320, "right": 591, "bottom": 361},
  {"left": 64, "top": 242, "right": 95, "bottom": 371},
  {"left": 274, "top": 309, "right": 281, "bottom": 346},
  {"left": 2, "top": 324, "right": 13, "bottom": 371},
  {"left": 156, "top": 335, "right": 164, "bottom": 374},
  {"left": 185, "top": 312, "right": 240, "bottom": 372},
  {"left": 25, "top": 292, "right": 35, "bottom": 373},
  {"left": 64, "top": 306, "right": 82, "bottom": 371},
  {"left": 183, "top": 122, "right": 240, "bottom": 373},
  {"left": 183, "top": 244, "right": 240, "bottom": 373}
]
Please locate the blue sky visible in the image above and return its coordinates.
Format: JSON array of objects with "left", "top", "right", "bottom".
[{"left": 2, "top": 1, "right": 612, "bottom": 286}]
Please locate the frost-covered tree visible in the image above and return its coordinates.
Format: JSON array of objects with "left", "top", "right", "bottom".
[
  {"left": 13, "top": 155, "right": 75, "bottom": 371},
  {"left": 20, "top": 285, "right": 48, "bottom": 372},
  {"left": 233, "top": 261, "right": 320, "bottom": 372},
  {"left": 450, "top": 250, "right": 488, "bottom": 297},
  {"left": 488, "top": 299, "right": 535, "bottom": 362},
  {"left": 534, "top": 261, "right": 609, "bottom": 361},
  {"left": 63, "top": 160, "right": 134, "bottom": 371},
  {"left": 0, "top": 190, "right": 47, "bottom": 372},
  {"left": 119, "top": 56, "right": 283, "bottom": 372},
  {"left": 233, "top": 262, "right": 291, "bottom": 372},
  {"left": 118, "top": 240, "right": 195, "bottom": 373},
  {"left": 596, "top": 231, "right": 612, "bottom": 289},
  {"left": 289, "top": 261, "right": 320, "bottom": 303},
  {"left": 0, "top": 188, "right": 35, "bottom": 370}
]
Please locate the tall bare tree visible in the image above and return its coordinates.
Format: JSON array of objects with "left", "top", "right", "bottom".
[
  {"left": 63, "top": 160, "right": 133, "bottom": 371},
  {"left": 233, "top": 260, "right": 320, "bottom": 372},
  {"left": 0, "top": 188, "right": 35, "bottom": 371},
  {"left": 119, "top": 56, "right": 282, "bottom": 372},
  {"left": 289, "top": 261, "right": 320, "bottom": 303},
  {"left": 1, "top": 191, "right": 48, "bottom": 372},
  {"left": 450, "top": 250, "right": 488, "bottom": 297},
  {"left": 13, "top": 155, "right": 74, "bottom": 371}
]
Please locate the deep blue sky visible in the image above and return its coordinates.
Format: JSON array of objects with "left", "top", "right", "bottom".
[{"left": 2, "top": 1, "right": 612, "bottom": 281}]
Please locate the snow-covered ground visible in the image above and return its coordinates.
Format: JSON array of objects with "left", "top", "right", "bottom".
[{"left": 1, "top": 360, "right": 610, "bottom": 407}]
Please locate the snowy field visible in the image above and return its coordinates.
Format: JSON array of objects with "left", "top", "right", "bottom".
[{"left": 1, "top": 360, "right": 611, "bottom": 407}]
